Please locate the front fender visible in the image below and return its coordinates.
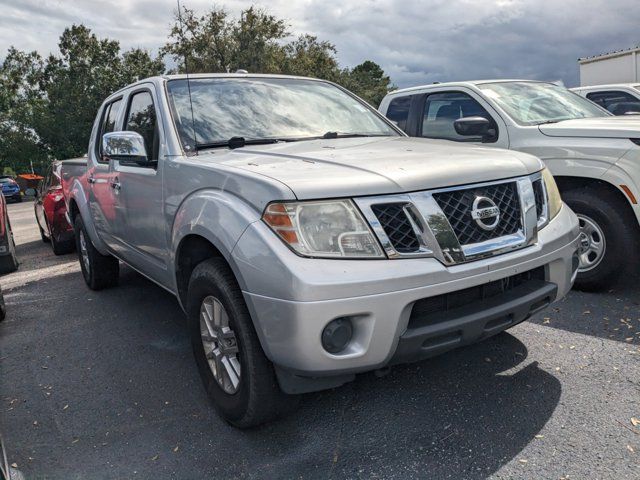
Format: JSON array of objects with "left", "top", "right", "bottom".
[
  {"left": 68, "top": 179, "right": 110, "bottom": 255},
  {"left": 170, "top": 188, "right": 262, "bottom": 292}
]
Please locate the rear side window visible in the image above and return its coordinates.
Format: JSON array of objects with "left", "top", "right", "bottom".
[
  {"left": 420, "top": 91, "right": 497, "bottom": 142},
  {"left": 125, "top": 91, "right": 158, "bottom": 161},
  {"left": 586, "top": 90, "right": 640, "bottom": 115},
  {"left": 386, "top": 96, "right": 411, "bottom": 132},
  {"left": 95, "top": 98, "right": 122, "bottom": 162}
]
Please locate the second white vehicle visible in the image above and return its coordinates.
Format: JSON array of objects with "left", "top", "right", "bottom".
[
  {"left": 380, "top": 80, "right": 640, "bottom": 290},
  {"left": 571, "top": 83, "right": 640, "bottom": 115}
]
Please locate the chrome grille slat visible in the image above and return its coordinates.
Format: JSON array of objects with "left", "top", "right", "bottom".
[{"left": 532, "top": 179, "right": 544, "bottom": 220}]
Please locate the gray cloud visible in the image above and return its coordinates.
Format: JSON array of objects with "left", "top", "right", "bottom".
[{"left": 0, "top": 0, "right": 638, "bottom": 88}]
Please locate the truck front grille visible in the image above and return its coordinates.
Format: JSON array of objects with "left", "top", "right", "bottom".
[
  {"left": 432, "top": 182, "right": 522, "bottom": 245},
  {"left": 370, "top": 203, "right": 420, "bottom": 253}
]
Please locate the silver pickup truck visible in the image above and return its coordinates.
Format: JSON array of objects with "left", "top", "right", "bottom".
[{"left": 63, "top": 73, "right": 580, "bottom": 427}]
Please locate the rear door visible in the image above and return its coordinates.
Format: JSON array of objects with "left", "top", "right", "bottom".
[
  {"left": 111, "top": 86, "right": 168, "bottom": 284},
  {"left": 87, "top": 97, "right": 123, "bottom": 249}
]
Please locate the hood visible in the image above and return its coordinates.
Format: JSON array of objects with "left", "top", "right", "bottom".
[
  {"left": 208, "top": 137, "right": 543, "bottom": 199},
  {"left": 538, "top": 116, "right": 640, "bottom": 139}
]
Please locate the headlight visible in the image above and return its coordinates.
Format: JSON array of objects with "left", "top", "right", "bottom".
[
  {"left": 541, "top": 168, "right": 562, "bottom": 221},
  {"left": 262, "top": 200, "right": 385, "bottom": 258}
]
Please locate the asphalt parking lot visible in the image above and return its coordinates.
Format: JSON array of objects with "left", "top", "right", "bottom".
[{"left": 0, "top": 200, "right": 639, "bottom": 480}]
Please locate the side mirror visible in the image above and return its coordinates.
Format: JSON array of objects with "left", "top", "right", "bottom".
[
  {"left": 103, "top": 131, "right": 155, "bottom": 167},
  {"left": 453, "top": 116, "right": 492, "bottom": 137}
]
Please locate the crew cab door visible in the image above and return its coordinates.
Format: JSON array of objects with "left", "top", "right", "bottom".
[
  {"left": 111, "top": 86, "right": 168, "bottom": 285},
  {"left": 389, "top": 88, "right": 509, "bottom": 148},
  {"left": 87, "top": 97, "right": 123, "bottom": 249}
]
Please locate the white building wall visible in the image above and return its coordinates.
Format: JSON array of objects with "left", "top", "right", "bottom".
[{"left": 579, "top": 50, "right": 639, "bottom": 86}]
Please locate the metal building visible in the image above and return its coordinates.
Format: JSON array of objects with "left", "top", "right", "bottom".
[{"left": 579, "top": 46, "right": 640, "bottom": 86}]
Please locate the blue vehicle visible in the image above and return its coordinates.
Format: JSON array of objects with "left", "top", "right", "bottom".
[{"left": 0, "top": 176, "right": 21, "bottom": 203}]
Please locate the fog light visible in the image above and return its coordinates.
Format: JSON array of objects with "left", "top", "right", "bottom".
[{"left": 322, "top": 317, "right": 353, "bottom": 354}]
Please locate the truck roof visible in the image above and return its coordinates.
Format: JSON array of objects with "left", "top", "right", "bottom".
[
  {"left": 571, "top": 83, "right": 640, "bottom": 92},
  {"left": 109, "top": 73, "right": 328, "bottom": 97},
  {"left": 385, "top": 79, "right": 551, "bottom": 97}
]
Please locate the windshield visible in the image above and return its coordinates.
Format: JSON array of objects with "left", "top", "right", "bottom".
[
  {"left": 478, "top": 82, "right": 609, "bottom": 125},
  {"left": 0, "top": 178, "right": 14, "bottom": 184},
  {"left": 166, "top": 77, "right": 399, "bottom": 149}
]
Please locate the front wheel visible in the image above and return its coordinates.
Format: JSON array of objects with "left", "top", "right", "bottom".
[
  {"left": 563, "top": 188, "right": 637, "bottom": 291},
  {"left": 187, "top": 258, "right": 298, "bottom": 428},
  {"left": 74, "top": 216, "right": 119, "bottom": 290}
]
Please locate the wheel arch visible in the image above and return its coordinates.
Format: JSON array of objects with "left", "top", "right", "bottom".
[
  {"left": 171, "top": 189, "right": 260, "bottom": 308},
  {"left": 174, "top": 233, "right": 247, "bottom": 308},
  {"left": 555, "top": 175, "right": 640, "bottom": 227}
]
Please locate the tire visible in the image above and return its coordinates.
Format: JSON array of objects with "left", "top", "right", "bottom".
[
  {"left": 74, "top": 215, "right": 119, "bottom": 290},
  {"left": 15, "top": 196, "right": 22, "bottom": 203},
  {"left": 39, "top": 224, "right": 50, "bottom": 243},
  {"left": 563, "top": 187, "right": 637, "bottom": 291},
  {"left": 49, "top": 221, "right": 74, "bottom": 255},
  {"left": 187, "top": 257, "right": 298, "bottom": 428},
  {"left": 0, "top": 212, "right": 18, "bottom": 275},
  {"left": 0, "top": 289, "right": 5, "bottom": 322}
]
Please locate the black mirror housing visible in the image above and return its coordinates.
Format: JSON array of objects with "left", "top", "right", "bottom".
[{"left": 454, "top": 116, "right": 491, "bottom": 136}]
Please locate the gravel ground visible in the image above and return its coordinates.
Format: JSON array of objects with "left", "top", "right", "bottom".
[{"left": 0, "top": 200, "right": 639, "bottom": 480}]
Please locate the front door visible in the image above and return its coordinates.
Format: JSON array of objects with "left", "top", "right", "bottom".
[
  {"left": 415, "top": 89, "right": 510, "bottom": 149},
  {"left": 112, "top": 86, "right": 168, "bottom": 286},
  {"left": 88, "top": 98, "right": 123, "bottom": 249}
]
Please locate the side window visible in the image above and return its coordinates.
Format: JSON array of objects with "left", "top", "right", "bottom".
[
  {"left": 125, "top": 91, "right": 158, "bottom": 161},
  {"left": 95, "top": 99, "right": 122, "bottom": 162},
  {"left": 586, "top": 90, "right": 640, "bottom": 115},
  {"left": 386, "top": 96, "right": 412, "bottom": 132},
  {"left": 420, "top": 91, "right": 498, "bottom": 142}
]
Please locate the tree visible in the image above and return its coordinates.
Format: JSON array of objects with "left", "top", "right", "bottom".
[
  {"left": 0, "top": 48, "right": 48, "bottom": 173},
  {"left": 340, "top": 60, "right": 394, "bottom": 107},
  {"left": 0, "top": 25, "right": 165, "bottom": 173},
  {"left": 163, "top": 6, "right": 392, "bottom": 105}
]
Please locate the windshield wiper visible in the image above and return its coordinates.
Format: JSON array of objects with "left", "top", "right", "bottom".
[
  {"left": 195, "top": 136, "right": 296, "bottom": 151},
  {"left": 195, "top": 132, "right": 392, "bottom": 151},
  {"left": 321, "top": 131, "right": 389, "bottom": 139}
]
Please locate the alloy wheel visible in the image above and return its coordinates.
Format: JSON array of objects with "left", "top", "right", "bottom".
[
  {"left": 79, "top": 231, "right": 90, "bottom": 274},
  {"left": 200, "top": 296, "right": 242, "bottom": 394}
]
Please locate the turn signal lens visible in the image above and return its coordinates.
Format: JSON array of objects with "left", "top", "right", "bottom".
[{"left": 541, "top": 168, "right": 562, "bottom": 221}]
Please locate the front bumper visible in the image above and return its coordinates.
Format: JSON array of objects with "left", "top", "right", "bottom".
[{"left": 232, "top": 205, "right": 580, "bottom": 391}]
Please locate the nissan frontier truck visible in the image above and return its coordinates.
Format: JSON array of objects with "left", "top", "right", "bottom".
[{"left": 63, "top": 74, "right": 579, "bottom": 427}]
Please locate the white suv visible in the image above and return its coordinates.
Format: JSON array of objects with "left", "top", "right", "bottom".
[
  {"left": 571, "top": 84, "right": 640, "bottom": 115},
  {"left": 379, "top": 80, "right": 640, "bottom": 291}
]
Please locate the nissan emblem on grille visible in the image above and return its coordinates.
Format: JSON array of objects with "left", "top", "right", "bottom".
[{"left": 471, "top": 196, "right": 500, "bottom": 231}]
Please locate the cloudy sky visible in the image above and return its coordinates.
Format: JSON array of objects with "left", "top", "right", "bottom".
[{"left": 1, "top": 0, "right": 638, "bottom": 88}]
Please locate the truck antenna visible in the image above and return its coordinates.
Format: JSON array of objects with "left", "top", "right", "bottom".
[{"left": 176, "top": 0, "right": 198, "bottom": 155}]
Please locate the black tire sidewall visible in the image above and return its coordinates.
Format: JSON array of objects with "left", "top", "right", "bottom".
[
  {"left": 187, "top": 265, "right": 251, "bottom": 422},
  {"left": 74, "top": 216, "right": 93, "bottom": 287},
  {"left": 564, "top": 189, "right": 632, "bottom": 289}
]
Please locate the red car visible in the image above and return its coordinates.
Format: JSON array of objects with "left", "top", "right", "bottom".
[
  {"left": 0, "top": 193, "right": 18, "bottom": 274},
  {"left": 34, "top": 159, "right": 82, "bottom": 255}
]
